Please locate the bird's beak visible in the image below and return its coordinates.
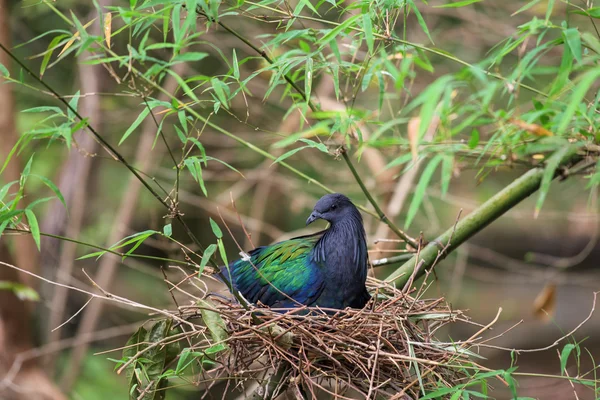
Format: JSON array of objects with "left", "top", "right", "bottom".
[{"left": 306, "top": 211, "right": 321, "bottom": 226}]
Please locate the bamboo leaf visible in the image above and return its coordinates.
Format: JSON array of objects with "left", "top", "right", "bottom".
[
  {"left": 217, "top": 238, "right": 228, "bottom": 266},
  {"left": 210, "top": 78, "right": 229, "bottom": 109},
  {"left": 563, "top": 28, "right": 582, "bottom": 64},
  {"left": 20, "top": 155, "right": 34, "bottom": 187},
  {"left": 24, "top": 209, "right": 41, "bottom": 250},
  {"left": 305, "top": 57, "right": 313, "bottom": 104},
  {"left": 0, "top": 281, "right": 39, "bottom": 301},
  {"left": 545, "top": 0, "right": 555, "bottom": 22},
  {"left": 434, "top": 0, "right": 482, "bottom": 7},
  {"left": 272, "top": 146, "right": 310, "bottom": 164},
  {"left": 362, "top": 13, "right": 374, "bottom": 54},
  {"left": 199, "top": 244, "right": 217, "bottom": 274},
  {"left": 556, "top": 68, "right": 600, "bottom": 135},
  {"left": 408, "top": 0, "right": 434, "bottom": 44},
  {"left": 198, "top": 299, "right": 228, "bottom": 345},
  {"left": 0, "top": 62, "right": 9, "bottom": 77},
  {"left": 468, "top": 129, "right": 480, "bottom": 149},
  {"left": 405, "top": 155, "right": 443, "bottom": 228},
  {"left": 232, "top": 49, "right": 239, "bottom": 79},
  {"left": 40, "top": 35, "right": 69, "bottom": 77},
  {"left": 209, "top": 218, "right": 223, "bottom": 239},
  {"left": 167, "top": 69, "right": 199, "bottom": 102},
  {"left": 319, "top": 14, "right": 360, "bottom": 45},
  {"left": 120, "top": 107, "right": 150, "bottom": 145},
  {"left": 511, "top": 0, "right": 542, "bottom": 16},
  {"left": 441, "top": 155, "right": 453, "bottom": 197},
  {"left": 560, "top": 343, "right": 576, "bottom": 375},
  {"left": 535, "top": 145, "right": 572, "bottom": 218},
  {"left": 172, "top": 52, "right": 209, "bottom": 63}
]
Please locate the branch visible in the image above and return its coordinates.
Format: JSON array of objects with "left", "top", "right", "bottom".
[
  {"left": 385, "top": 153, "right": 582, "bottom": 286},
  {"left": 250, "top": 363, "right": 290, "bottom": 400}
]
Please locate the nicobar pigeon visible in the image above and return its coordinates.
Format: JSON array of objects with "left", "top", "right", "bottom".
[{"left": 222, "top": 193, "right": 370, "bottom": 310}]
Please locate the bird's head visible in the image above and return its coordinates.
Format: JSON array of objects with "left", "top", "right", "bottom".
[{"left": 306, "top": 193, "right": 357, "bottom": 226}]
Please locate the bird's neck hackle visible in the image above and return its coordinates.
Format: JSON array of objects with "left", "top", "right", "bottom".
[{"left": 314, "top": 207, "right": 367, "bottom": 267}]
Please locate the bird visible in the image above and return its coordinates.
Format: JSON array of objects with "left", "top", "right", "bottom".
[{"left": 221, "top": 193, "right": 370, "bottom": 311}]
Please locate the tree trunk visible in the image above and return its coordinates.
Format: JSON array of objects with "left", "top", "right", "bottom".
[{"left": 0, "top": 3, "right": 65, "bottom": 398}]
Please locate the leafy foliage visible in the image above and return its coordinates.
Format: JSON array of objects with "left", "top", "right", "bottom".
[{"left": 1, "top": 0, "right": 599, "bottom": 398}]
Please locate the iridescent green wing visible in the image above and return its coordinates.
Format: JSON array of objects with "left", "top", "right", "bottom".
[{"left": 226, "top": 235, "right": 325, "bottom": 307}]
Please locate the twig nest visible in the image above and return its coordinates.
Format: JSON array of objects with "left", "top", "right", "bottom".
[{"left": 183, "top": 276, "right": 482, "bottom": 398}]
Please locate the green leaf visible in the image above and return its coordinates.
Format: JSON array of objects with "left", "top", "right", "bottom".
[
  {"left": 183, "top": 157, "right": 207, "bottom": 196},
  {"left": 545, "top": 0, "right": 555, "bottom": 22},
  {"left": 217, "top": 238, "right": 228, "bottom": 266},
  {"left": 563, "top": 28, "right": 582, "bottom": 64},
  {"left": 167, "top": 69, "right": 199, "bottom": 102},
  {"left": 0, "top": 62, "right": 9, "bottom": 77},
  {"left": 199, "top": 244, "right": 217, "bottom": 274},
  {"left": 362, "top": 13, "right": 374, "bottom": 54},
  {"left": 405, "top": 155, "right": 443, "bottom": 228},
  {"left": 209, "top": 218, "right": 222, "bottom": 239},
  {"left": 78, "top": 230, "right": 158, "bottom": 260},
  {"left": 0, "top": 137, "right": 22, "bottom": 176},
  {"left": 0, "top": 181, "right": 17, "bottom": 204},
  {"left": 298, "top": 138, "right": 328, "bottom": 153},
  {"left": 433, "top": 0, "right": 482, "bottom": 7},
  {"left": 124, "top": 320, "right": 175, "bottom": 400},
  {"left": 32, "top": 174, "right": 67, "bottom": 211},
  {"left": 67, "top": 90, "right": 80, "bottom": 120},
  {"left": 0, "top": 281, "right": 40, "bottom": 301},
  {"left": 331, "top": 63, "right": 340, "bottom": 100},
  {"left": 504, "top": 370, "right": 518, "bottom": 398},
  {"left": 175, "top": 348, "right": 204, "bottom": 375},
  {"left": 557, "top": 68, "right": 600, "bottom": 135},
  {"left": 20, "top": 155, "right": 34, "bottom": 187},
  {"left": 210, "top": 78, "right": 229, "bottom": 109},
  {"left": 582, "top": 32, "right": 600, "bottom": 55},
  {"left": 419, "top": 386, "right": 458, "bottom": 399},
  {"left": 511, "top": 0, "right": 542, "bottom": 15},
  {"left": 449, "top": 390, "right": 463, "bottom": 400},
  {"left": 415, "top": 76, "right": 453, "bottom": 140},
  {"left": 163, "top": 223, "right": 172, "bottom": 237},
  {"left": 468, "top": 129, "right": 480, "bottom": 149},
  {"left": 24, "top": 209, "right": 41, "bottom": 251},
  {"left": 40, "top": 34, "right": 69, "bottom": 77},
  {"left": 120, "top": 107, "right": 150, "bottom": 145},
  {"left": 535, "top": 145, "right": 572, "bottom": 217},
  {"left": 408, "top": 0, "right": 434, "bottom": 44},
  {"left": 560, "top": 343, "right": 576, "bottom": 375},
  {"left": 198, "top": 299, "right": 228, "bottom": 345},
  {"left": 172, "top": 52, "right": 209, "bottom": 63},
  {"left": 304, "top": 57, "right": 313, "bottom": 104},
  {"left": 272, "top": 146, "right": 310, "bottom": 164},
  {"left": 22, "top": 106, "right": 65, "bottom": 115},
  {"left": 441, "top": 155, "right": 453, "bottom": 197},
  {"left": 319, "top": 14, "right": 360, "bottom": 45},
  {"left": 232, "top": 49, "right": 240, "bottom": 79}
]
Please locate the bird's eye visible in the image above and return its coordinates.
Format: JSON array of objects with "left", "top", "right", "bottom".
[{"left": 330, "top": 204, "right": 337, "bottom": 210}]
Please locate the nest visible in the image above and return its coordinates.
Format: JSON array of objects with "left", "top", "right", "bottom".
[{"left": 173, "top": 276, "right": 486, "bottom": 399}]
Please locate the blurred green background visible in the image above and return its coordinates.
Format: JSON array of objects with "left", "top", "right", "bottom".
[{"left": 0, "top": 0, "right": 599, "bottom": 399}]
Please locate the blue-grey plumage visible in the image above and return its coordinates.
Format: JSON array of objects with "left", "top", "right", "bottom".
[{"left": 222, "top": 193, "right": 370, "bottom": 310}]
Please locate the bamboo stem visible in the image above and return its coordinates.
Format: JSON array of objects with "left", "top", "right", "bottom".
[{"left": 385, "top": 154, "right": 580, "bottom": 286}]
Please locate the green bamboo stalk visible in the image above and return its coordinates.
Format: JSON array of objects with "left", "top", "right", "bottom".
[{"left": 385, "top": 155, "right": 580, "bottom": 286}]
